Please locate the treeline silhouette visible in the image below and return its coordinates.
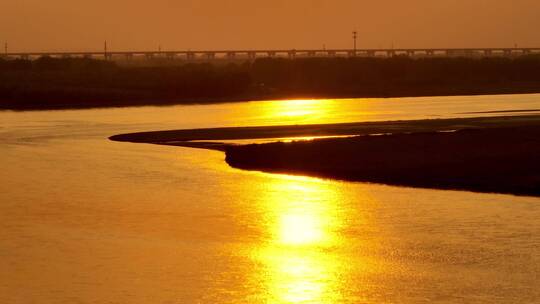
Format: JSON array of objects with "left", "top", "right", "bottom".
[
  {"left": 2, "top": 55, "right": 540, "bottom": 110},
  {"left": 0, "top": 57, "right": 251, "bottom": 109},
  {"left": 252, "top": 56, "right": 540, "bottom": 96}
]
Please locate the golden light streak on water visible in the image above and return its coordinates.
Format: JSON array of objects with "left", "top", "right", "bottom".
[
  {"left": 272, "top": 99, "right": 328, "bottom": 118},
  {"left": 253, "top": 98, "right": 356, "bottom": 125},
  {"left": 251, "top": 174, "right": 349, "bottom": 303}
]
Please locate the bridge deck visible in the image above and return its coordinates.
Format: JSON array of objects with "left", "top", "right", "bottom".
[{"left": 3, "top": 48, "right": 540, "bottom": 60}]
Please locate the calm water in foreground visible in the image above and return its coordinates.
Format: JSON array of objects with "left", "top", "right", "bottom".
[{"left": 1, "top": 94, "right": 540, "bottom": 303}]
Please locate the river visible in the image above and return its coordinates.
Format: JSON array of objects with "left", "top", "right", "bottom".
[{"left": 1, "top": 94, "right": 540, "bottom": 303}]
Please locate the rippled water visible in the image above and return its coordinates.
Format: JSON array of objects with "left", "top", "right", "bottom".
[{"left": 1, "top": 94, "right": 540, "bottom": 303}]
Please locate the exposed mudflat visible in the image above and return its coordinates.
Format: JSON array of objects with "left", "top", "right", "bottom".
[{"left": 111, "top": 115, "right": 540, "bottom": 196}]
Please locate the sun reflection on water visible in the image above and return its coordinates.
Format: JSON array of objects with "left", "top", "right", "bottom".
[
  {"left": 252, "top": 174, "right": 345, "bottom": 303},
  {"left": 278, "top": 213, "right": 325, "bottom": 246},
  {"left": 255, "top": 99, "right": 333, "bottom": 125},
  {"left": 237, "top": 97, "right": 381, "bottom": 126},
  {"left": 277, "top": 100, "right": 322, "bottom": 118}
]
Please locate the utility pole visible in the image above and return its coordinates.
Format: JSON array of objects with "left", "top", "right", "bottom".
[
  {"left": 104, "top": 40, "right": 108, "bottom": 59},
  {"left": 4, "top": 42, "right": 7, "bottom": 57},
  {"left": 352, "top": 31, "right": 357, "bottom": 57}
]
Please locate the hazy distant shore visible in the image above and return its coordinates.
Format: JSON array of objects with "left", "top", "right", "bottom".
[
  {"left": 111, "top": 115, "right": 540, "bottom": 196},
  {"left": 4, "top": 86, "right": 540, "bottom": 111},
  {"left": 3, "top": 56, "right": 540, "bottom": 110}
]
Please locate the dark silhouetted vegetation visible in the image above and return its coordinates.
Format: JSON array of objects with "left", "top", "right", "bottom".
[
  {"left": 0, "top": 57, "right": 251, "bottom": 109},
  {"left": 252, "top": 55, "right": 540, "bottom": 97},
  {"left": 2, "top": 55, "right": 540, "bottom": 110}
]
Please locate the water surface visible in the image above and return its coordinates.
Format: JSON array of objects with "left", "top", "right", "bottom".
[{"left": 1, "top": 94, "right": 540, "bottom": 303}]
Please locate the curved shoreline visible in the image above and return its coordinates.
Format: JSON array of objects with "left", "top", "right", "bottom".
[
  {"left": 110, "top": 115, "right": 540, "bottom": 196},
  {"left": 110, "top": 114, "right": 540, "bottom": 145}
]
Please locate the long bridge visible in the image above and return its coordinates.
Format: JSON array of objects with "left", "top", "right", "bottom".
[{"left": 2, "top": 48, "right": 540, "bottom": 61}]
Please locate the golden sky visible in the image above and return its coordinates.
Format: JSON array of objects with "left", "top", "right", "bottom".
[{"left": 2, "top": 0, "right": 539, "bottom": 52}]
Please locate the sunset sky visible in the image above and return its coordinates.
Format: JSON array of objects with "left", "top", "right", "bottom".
[{"left": 2, "top": 0, "right": 540, "bottom": 52}]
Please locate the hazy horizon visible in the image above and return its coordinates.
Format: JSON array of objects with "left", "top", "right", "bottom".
[{"left": 2, "top": 0, "right": 540, "bottom": 52}]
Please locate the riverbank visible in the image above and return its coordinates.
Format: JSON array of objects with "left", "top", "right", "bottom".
[
  {"left": 3, "top": 56, "right": 540, "bottom": 110},
  {"left": 226, "top": 126, "right": 540, "bottom": 196},
  {"left": 111, "top": 115, "right": 540, "bottom": 196}
]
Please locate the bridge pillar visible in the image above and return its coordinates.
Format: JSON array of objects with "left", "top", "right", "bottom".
[
  {"left": 327, "top": 51, "right": 336, "bottom": 57},
  {"left": 406, "top": 50, "right": 415, "bottom": 57},
  {"left": 227, "top": 52, "right": 236, "bottom": 60},
  {"left": 288, "top": 50, "right": 296, "bottom": 59},
  {"left": 307, "top": 51, "right": 316, "bottom": 57},
  {"left": 425, "top": 50, "right": 434, "bottom": 57},
  {"left": 387, "top": 50, "right": 395, "bottom": 57},
  {"left": 205, "top": 53, "right": 215, "bottom": 60},
  {"left": 483, "top": 50, "right": 492, "bottom": 57},
  {"left": 267, "top": 51, "right": 276, "bottom": 58},
  {"left": 247, "top": 52, "right": 256, "bottom": 60},
  {"left": 186, "top": 52, "right": 195, "bottom": 61},
  {"left": 166, "top": 53, "right": 176, "bottom": 60},
  {"left": 145, "top": 53, "right": 154, "bottom": 60}
]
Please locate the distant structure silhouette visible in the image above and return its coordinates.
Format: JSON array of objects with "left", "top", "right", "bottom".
[
  {"left": 104, "top": 41, "right": 109, "bottom": 60},
  {"left": 2, "top": 46, "right": 540, "bottom": 61},
  {"left": 352, "top": 31, "right": 357, "bottom": 57}
]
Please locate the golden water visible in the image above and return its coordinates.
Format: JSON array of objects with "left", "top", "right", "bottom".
[{"left": 1, "top": 94, "right": 540, "bottom": 303}]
